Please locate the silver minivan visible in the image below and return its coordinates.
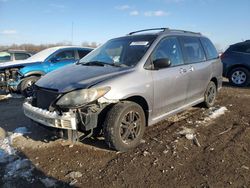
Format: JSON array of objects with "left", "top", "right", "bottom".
[{"left": 23, "top": 28, "right": 222, "bottom": 151}]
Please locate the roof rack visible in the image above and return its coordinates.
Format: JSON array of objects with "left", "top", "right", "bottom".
[
  {"left": 128, "top": 28, "right": 201, "bottom": 36},
  {"left": 169, "top": 29, "right": 201, "bottom": 35},
  {"left": 128, "top": 28, "right": 169, "bottom": 35}
]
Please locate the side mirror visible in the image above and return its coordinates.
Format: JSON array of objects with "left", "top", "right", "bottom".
[
  {"left": 50, "top": 57, "right": 59, "bottom": 63},
  {"left": 153, "top": 58, "right": 171, "bottom": 69}
]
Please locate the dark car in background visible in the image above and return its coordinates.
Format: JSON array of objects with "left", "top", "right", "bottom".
[
  {"left": 221, "top": 40, "right": 250, "bottom": 87},
  {"left": 0, "top": 50, "right": 32, "bottom": 63}
]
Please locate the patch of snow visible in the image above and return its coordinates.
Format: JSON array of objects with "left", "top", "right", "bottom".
[
  {"left": 196, "top": 106, "right": 228, "bottom": 125},
  {"left": 14, "top": 127, "right": 31, "bottom": 134},
  {"left": 0, "top": 127, "right": 31, "bottom": 170},
  {"left": 0, "top": 93, "right": 23, "bottom": 100},
  {"left": 0, "top": 137, "right": 16, "bottom": 163},
  {"left": 207, "top": 107, "right": 227, "bottom": 119},
  {"left": 3, "top": 159, "right": 34, "bottom": 181},
  {"left": 6, "top": 93, "right": 23, "bottom": 99},
  {"left": 40, "top": 178, "right": 57, "bottom": 187}
]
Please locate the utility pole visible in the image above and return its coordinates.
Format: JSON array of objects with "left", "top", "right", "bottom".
[{"left": 71, "top": 22, "right": 74, "bottom": 45}]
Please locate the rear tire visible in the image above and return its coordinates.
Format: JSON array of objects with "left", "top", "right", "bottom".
[
  {"left": 104, "top": 101, "right": 146, "bottom": 151},
  {"left": 228, "top": 67, "right": 249, "bottom": 87},
  {"left": 204, "top": 81, "right": 217, "bottom": 108},
  {"left": 20, "top": 76, "right": 40, "bottom": 97}
]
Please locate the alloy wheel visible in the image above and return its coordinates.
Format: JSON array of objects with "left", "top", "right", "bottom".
[{"left": 119, "top": 111, "right": 141, "bottom": 144}]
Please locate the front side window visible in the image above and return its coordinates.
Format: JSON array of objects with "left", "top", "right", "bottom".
[
  {"left": 181, "top": 37, "right": 206, "bottom": 64},
  {"left": 78, "top": 50, "right": 91, "bottom": 59},
  {"left": 14, "top": 53, "right": 31, "bottom": 60},
  {"left": 54, "top": 50, "right": 75, "bottom": 61},
  {"left": 200, "top": 38, "right": 218, "bottom": 60},
  {"left": 79, "top": 36, "right": 157, "bottom": 67},
  {"left": 0, "top": 52, "right": 11, "bottom": 63},
  {"left": 152, "top": 37, "right": 184, "bottom": 67}
]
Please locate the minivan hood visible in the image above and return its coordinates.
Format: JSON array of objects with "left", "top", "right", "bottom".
[
  {"left": 0, "top": 59, "right": 40, "bottom": 69},
  {"left": 36, "top": 64, "right": 133, "bottom": 93}
]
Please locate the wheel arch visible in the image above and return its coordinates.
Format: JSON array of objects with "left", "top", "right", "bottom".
[
  {"left": 122, "top": 95, "right": 149, "bottom": 126},
  {"left": 226, "top": 64, "right": 250, "bottom": 77},
  {"left": 23, "top": 71, "right": 45, "bottom": 78},
  {"left": 210, "top": 77, "right": 218, "bottom": 90}
]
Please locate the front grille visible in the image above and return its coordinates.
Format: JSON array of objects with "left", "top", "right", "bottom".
[{"left": 35, "top": 87, "right": 60, "bottom": 110}]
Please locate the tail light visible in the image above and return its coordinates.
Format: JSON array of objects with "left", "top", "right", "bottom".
[{"left": 220, "top": 53, "right": 226, "bottom": 59}]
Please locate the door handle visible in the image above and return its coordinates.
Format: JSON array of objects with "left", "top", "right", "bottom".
[
  {"left": 179, "top": 68, "right": 187, "bottom": 74},
  {"left": 189, "top": 66, "right": 194, "bottom": 72}
]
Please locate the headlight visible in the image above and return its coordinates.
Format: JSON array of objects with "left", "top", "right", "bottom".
[
  {"left": 56, "top": 87, "right": 111, "bottom": 107},
  {"left": 0, "top": 73, "right": 5, "bottom": 82}
]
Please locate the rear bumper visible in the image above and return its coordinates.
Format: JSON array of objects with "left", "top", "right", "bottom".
[{"left": 23, "top": 102, "right": 77, "bottom": 130}]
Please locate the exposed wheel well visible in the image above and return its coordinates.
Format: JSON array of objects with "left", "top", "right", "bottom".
[
  {"left": 123, "top": 96, "right": 149, "bottom": 126},
  {"left": 210, "top": 77, "right": 218, "bottom": 89}
]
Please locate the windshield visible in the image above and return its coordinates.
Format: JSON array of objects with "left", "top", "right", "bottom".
[
  {"left": 80, "top": 35, "right": 157, "bottom": 67},
  {"left": 0, "top": 52, "right": 11, "bottom": 63},
  {"left": 26, "top": 47, "right": 59, "bottom": 62}
]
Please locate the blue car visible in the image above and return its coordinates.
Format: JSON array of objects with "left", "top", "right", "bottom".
[{"left": 0, "top": 46, "right": 93, "bottom": 96}]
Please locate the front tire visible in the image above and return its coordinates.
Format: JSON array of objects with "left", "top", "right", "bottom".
[
  {"left": 104, "top": 101, "right": 146, "bottom": 151},
  {"left": 20, "top": 76, "right": 40, "bottom": 97},
  {"left": 204, "top": 81, "right": 217, "bottom": 108},
  {"left": 228, "top": 67, "right": 249, "bottom": 87}
]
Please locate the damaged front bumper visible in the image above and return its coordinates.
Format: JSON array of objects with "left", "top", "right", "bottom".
[{"left": 23, "top": 102, "right": 77, "bottom": 130}]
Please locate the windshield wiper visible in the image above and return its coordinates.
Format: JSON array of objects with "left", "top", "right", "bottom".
[
  {"left": 81, "top": 61, "right": 106, "bottom": 66},
  {"left": 108, "top": 63, "right": 128, "bottom": 67},
  {"left": 81, "top": 61, "right": 128, "bottom": 67}
]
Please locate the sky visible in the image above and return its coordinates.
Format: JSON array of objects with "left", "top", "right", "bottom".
[{"left": 0, "top": 0, "right": 250, "bottom": 50}]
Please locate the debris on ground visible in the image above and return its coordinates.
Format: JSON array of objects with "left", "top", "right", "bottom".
[
  {"left": 178, "top": 127, "right": 195, "bottom": 140},
  {"left": 66, "top": 171, "right": 83, "bottom": 179},
  {"left": 218, "top": 127, "right": 233, "bottom": 135},
  {"left": 178, "top": 127, "right": 201, "bottom": 147},
  {"left": 241, "top": 165, "right": 249, "bottom": 170}
]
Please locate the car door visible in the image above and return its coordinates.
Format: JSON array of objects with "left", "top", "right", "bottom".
[
  {"left": 150, "top": 37, "right": 190, "bottom": 119},
  {"left": 180, "top": 37, "right": 210, "bottom": 103},
  {"left": 47, "top": 49, "right": 77, "bottom": 73}
]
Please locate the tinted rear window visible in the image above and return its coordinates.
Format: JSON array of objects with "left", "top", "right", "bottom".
[
  {"left": 15, "top": 53, "right": 31, "bottom": 60},
  {"left": 200, "top": 38, "right": 218, "bottom": 60},
  {"left": 230, "top": 44, "right": 250, "bottom": 54},
  {"left": 180, "top": 37, "right": 206, "bottom": 64},
  {"left": 0, "top": 52, "right": 11, "bottom": 62}
]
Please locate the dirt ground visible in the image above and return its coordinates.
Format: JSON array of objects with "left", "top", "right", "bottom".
[{"left": 0, "top": 81, "right": 250, "bottom": 188}]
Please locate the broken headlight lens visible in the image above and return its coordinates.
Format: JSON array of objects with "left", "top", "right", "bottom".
[{"left": 56, "top": 87, "right": 111, "bottom": 108}]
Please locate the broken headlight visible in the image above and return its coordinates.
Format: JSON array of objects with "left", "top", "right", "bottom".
[
  {"left": 0, "top": 73, "right": 5, "bottom": 82},
  {"left": 56, "top": 87, "right": 111, "bottom": 108}
]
